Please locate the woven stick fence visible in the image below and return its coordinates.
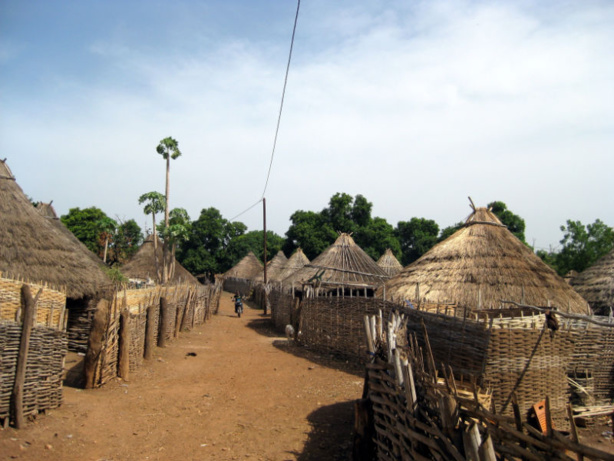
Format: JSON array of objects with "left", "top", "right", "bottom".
[
  {"left": 85, "top": 281, "right": 221, "bottom": 388},
  {"left": 360, "top": 310, "right": 614, "bottom": 461},
  {"left": 0, "top": 277, "right": 68, "bottom": 428}
]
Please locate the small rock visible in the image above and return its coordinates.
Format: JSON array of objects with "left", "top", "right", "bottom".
[{"left": 45, "top": 444, "right": 52, "bottom": 450}]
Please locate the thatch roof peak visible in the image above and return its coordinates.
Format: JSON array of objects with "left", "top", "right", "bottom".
[
  {"left": 377, "top": 249, "right": 403, "bottom": 277},
  {"left": 382, "top": 205, "right": 590, "bottom": 314},
  {"left": 282, "top": 233, "right": 389, "bottom": 288},
  {"left": 224, "top": 251, "right": 263, "bottom": 280},
  {"left": 121, "top": 234, "right": 199, "bottom": 285},
  {"left": 571, "top": 248, "right": 614, "bottom": 314},
  {"left": 0, "top": 159, "right": 110, "bottom": 298},
  {"left": 277, "top": 248, "right": 310, "bottom": 281},
  {"left": 254, "top": 250, "right": 288, "bottom": 282}
]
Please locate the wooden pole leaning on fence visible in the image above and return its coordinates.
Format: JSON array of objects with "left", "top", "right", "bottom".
[
  {"left": 118, "top": 309, "right": 131, "bottom": 381},
  {"left": 158, "top": 296, "right": 169, "bottom": 348},
  {"left": 84, "top": 298, "right": 110, "bottom": 389},
  {"left": 11, "top": 285, "right": 41, "bottom": 429},
  {"left": 144, "top": 304, "right": 156, "bottom": 360}
]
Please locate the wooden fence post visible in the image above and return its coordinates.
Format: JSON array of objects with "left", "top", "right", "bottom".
[
  {"left": 158, "top": 297, "right": 169, "bottom": 348},
  {"left": 118, "top": 309, "right": 131, "bottom": 381},
  {"left": 11, "top": 285, "right": 39, "bottom": 428},
  {"left": 144, "top": 305, "right": 155, "bottom": 360},
  {"left": 84, "top": 298, "right": 110, "bottom": 389}
]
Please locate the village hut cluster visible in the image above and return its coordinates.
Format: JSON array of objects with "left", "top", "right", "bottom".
[
  {"left": 0, "top": 159, "right": 221, "bottom": 428},
  {"left": 220, "top": 202, "right": 614, "bottom": 459}
]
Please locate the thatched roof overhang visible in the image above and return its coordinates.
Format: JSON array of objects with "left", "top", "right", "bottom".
[
  {"left": 381, "top": 207, "right": 590, "bottom": 314},
  {"left": 571, "top": 248, "right": 614, "bottom": 315},
  {"left": 282, "top": 233, "right": 389, "bottom": 290},
  {"left": 0, "top": 160, "right": 110, "bottom": 298}
]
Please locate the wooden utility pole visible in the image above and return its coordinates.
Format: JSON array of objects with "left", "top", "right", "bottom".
[{"left": 263, "top": 198, "right": 268, "bottom": 315}]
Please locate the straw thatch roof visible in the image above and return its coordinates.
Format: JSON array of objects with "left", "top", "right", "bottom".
[
  {"left": 36, "top": 201, "right": 106, "bottom": 268},
  {"left": 571, "top": 248, "right": 614, "bottom": 315},
  {"left": 224, "top": 251, "right": 263, "bottom": 280},
  {"left": 0, "top": 159, "right": 110, "bottom": 298},
  {"left": 276, "top": 248, "right": 310, "bottom": 281},
  {"left": 382, "top": 207, "right": 590, "bottom": 314},
  {"left": 254, "top": 250, "right": 288, "bottom": 282},
  {"left": 282, "top": 233, "right": 389, "bottom": 289},
  {"left": 121, "top": 234, "right": 199, "bottom": 285},
  {"left": 377, "top": 248, "right": 403, "bottom": 277}
]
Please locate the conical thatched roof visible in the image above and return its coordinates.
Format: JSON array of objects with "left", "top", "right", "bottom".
[
  {"left": 571, "top": 248, "right": 614, "bottom": 315},
  {"left": 121, "top": 234, "right": 198, "bottom": 284},
  {"left": 277, "top": 248, "right": 310, "bottom": 281},
  {"left": 382, "top": 206, "right": 590, "bottom": 314},
  {"left": 377, "top": 248, "right": 403, "bottom": 277},
  {"left": 282, "top": 233, "right": 389, "bottom": 289},
  {"left": 0, "top": 159, "right": 110, "bottom": 298},
  {"left": 224, "top": 251, "right": 263, "bottom": 280},
  {"left": 254, "top": 250, "right": 288, "bottom": 282},
  {"left": 36, "top": 201, "right": 105, "bottom": 268}
]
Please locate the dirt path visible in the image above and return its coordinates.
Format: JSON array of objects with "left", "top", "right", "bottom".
[{"left": 0, "top": 293, "right": 364, "bottom": 460}]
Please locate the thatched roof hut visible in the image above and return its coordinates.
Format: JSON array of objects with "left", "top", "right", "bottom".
[
  {"left": 382, "top": 206, "right": 590, "bottom": 314},
  {"left": 571, "top": 248, "right": 614, "bottom": 315},
  {"left": 121, "top": 234, "right": 199, "bottom": 285},
  {"left": 254, "top": 250, "right": 288, "bottom": 283},
  {"left": 277, "top": 248, "right": 310, "bottom": 281},
  {"left": 36, "top": 201, "right": 106, "bottom": 268},
  {"left": 282, "top": 233, "right": 389, "bottom": 290},
  {"left": 0, "top": 159, "right": 110, "bottom": 298},
  {"left": 224, "top": 251, "right": 263, "bottom": 280},
  {"left": 377, "top": 248, "right": 403, "bottom": 277}
]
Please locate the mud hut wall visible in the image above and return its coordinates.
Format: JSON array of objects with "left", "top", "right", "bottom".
[
  {"left": 298, "top": 296, "right": 392, "bottom": 362},
  {"left": 564, "top": 318, "right": 614, "bottom": 405},
  {"left": 0, "top": 323, "right": 67, "bottom": 420}
]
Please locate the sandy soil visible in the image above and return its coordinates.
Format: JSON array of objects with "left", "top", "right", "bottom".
[
  {"left": 0, "top": 293, "right": 363, "bottom": 460},
  {"left": 1, "top": 292, "right": 613, "bottom": 460}
]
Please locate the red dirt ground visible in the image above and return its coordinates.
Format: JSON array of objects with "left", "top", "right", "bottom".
[{"left": 1, "top": 292, "right": 613, "bottom": 460}]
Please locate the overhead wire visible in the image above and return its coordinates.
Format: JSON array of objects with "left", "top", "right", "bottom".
[{"left": 229, "top": 0, "right": 301, "bottom": 223}]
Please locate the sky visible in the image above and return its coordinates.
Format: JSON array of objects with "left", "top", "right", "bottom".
[{"left": 1, "top": 0, "right": 613, "bottom": 253}]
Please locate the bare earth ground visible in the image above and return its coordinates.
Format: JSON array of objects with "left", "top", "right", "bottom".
[
  {"left": 0, "top": 292, "right": 363, "bottom": 461},
  {"left": 2, "top": 292, "right": 614, "bottom": 460}
]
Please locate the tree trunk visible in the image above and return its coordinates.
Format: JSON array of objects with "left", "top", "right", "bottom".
[
  {"left": 118, "top": 309, "right": 131, "bottom": 381},
  {"left": 152, "top": 214, "right": 161, "bottom": 283},
  {"left": 103, "top": 234, "right": 109, "bottom": 264}
]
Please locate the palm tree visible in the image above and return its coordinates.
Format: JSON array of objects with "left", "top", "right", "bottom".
[
  {"left": 156, "top": 137, "right": 182, "bottom": 283},
  {"left": 138, "top": 191, "right": 166, "bottom": 282}
]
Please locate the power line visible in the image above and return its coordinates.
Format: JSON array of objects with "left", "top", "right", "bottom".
[
  {"left": 261, "top": 0, "right": 301, "bottom": 199},
  {"left": 229, "top": 0, "right": 301, "bottom": 223}
]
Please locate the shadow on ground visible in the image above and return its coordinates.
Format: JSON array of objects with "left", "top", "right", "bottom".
[{"left": 286, "top": 400, "right": 355, "bottom": 461}]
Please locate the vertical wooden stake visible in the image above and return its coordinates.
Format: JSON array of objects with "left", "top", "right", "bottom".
[
  {"left": 118, "top": 309, "right": 131, "bottom": 381},
  {"left": 11, "top": 285, "right": 39, "bottom": 428},
  {"left": 158, "top": 297, "right": 169, "bottom": 347},
  {"left": 84, "top": 299, "right": 110, "bottom": 389},
  {"left": 144, "top": 305, "right": 156, "bottom": 360}
]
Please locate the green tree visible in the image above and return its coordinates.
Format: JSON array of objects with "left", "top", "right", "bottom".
[
  {"left": 97, "top": 216, "right": 118, "bottom": 264},
  {"left": 156, "top": 136, "right": 182, "bottom": 282},
  {"left": 554, "top": 219, "right": 614, "bottom": 275},
  {"left": 354, "top": 217, "right": 400, "bottom": 261},
  {"left": 138, "top": 191, "right": 166, "bottom": 281},
  {"left": 438, "top": 221, "right": 463, "bottom": 242},
  {"left": 176, "top": 207, "right": 248, "bottom": 275},
  {"left": 159, "top": 208, "right": 191, "bottom": 279},
  {"left": 61, "top": 207, "right": 113, "bottom": 258},
  {"left": 396, "top": 218, "right": 439, "bottom": 265},
  {"left": 227, "top": 230, "right": 284, "bottom": 266},
  {"left": 321, "top": 192, "right": 357, "bottom": 234},
  {"left": 487, "top": 201, "right": 526, "bottom": 243},
  {"left": 283, "top": 210, "right": 336, "bottom": 260},
  {"left": 113, "top": 219, "right": 143, "bottom": 264}
]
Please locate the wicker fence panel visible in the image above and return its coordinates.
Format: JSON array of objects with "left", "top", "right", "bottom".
[
  {"left": 0, "top": 322, "right": 66, "bottom": 419},
  {"left": 271, "top": 289, "right": 295, "bottom": 332},
  {"left": 0, "top": 276, "right": 66, "bottom": 328}
]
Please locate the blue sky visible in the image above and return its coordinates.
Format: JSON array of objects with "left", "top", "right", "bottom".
[{"left": 1, "top": 0, "right": 613, "bottom": 252}]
